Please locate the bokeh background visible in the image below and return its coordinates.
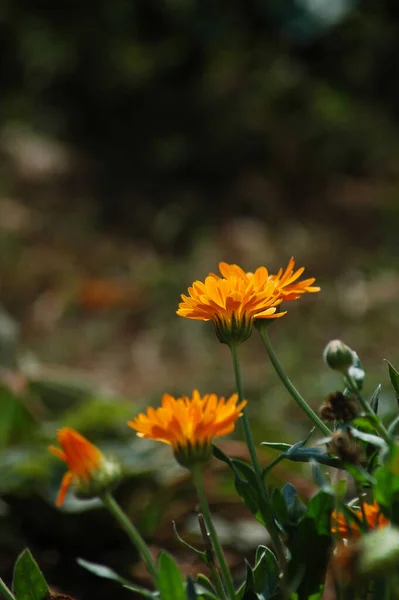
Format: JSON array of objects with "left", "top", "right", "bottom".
[{"left": 1, "top": 1, "right": 399, "bottom": 598}]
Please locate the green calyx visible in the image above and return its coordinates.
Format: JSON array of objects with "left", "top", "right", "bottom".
[
  {"left": 74, "top": 455, "right": 122, "bottom": 500},
  {"left": 213, "top": 313, "right": 253, "bottom": 345},
  {"left": 173, "top": 442, "right": 212, "bottom": 469}
]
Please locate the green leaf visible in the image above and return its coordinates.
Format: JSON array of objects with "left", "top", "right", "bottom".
[
  {"left": 172, "top": 521, "right": 207, "bottom": 562},
  {"left": 213, "top": 445, "right": 271, "bottom": 527},
  {"left": 195, "top": 575, "right": 218, "bottom": 599},
  {"left": 386, "top": 360, "right": 399, "bottom": 402},
  {"left": 158, "top": 552, "right": 186, "bottom": 600},
  {"left": 253, "top": 546, "right": 279, "bottom": 599},
  {"left": 311, "top": 460, "right": 331, "bottom": 492},
  {"left": 287, "top": 491, "right": 333, "bottom": 599},
  {"left": 124, "top": 584, "right": 159, "bottom": 598},
  {"left": 374, "top": 445, "right": 399, "bottom": 525},
  {"left": 186, "top": 577, "right": 197, "bottom": 600},
  {"left": 349, "top": 427, "right": 387, "bottom": 449},
  {"left": 282, "top": 484, "right": 307, "bottom": 524},
  {"left": 77, "top": 558, "right": 134, "bottom": 587},
  {"left": 388, "top": 414, "right": 399, "bottom": 436},
  {"left": 12, "top": 549, "right": 49, "bottom": 600},
  {"left": 271, "top": 487, "right": 288, "bottom": 526},
  {"left": 260, "top": 442, "right": 292, "bottom": 452},
  {"left": 262, "top": 431, "right": 342, "bottom": 469},
  {"left": 212, "top": 445, "right": 247, "bottom": 483},
  {"left": 370, "top": 384, "right": 381, "bottom": 414},
  {"left": 243, "top": 560, "right": 255, "bottom": 593}
]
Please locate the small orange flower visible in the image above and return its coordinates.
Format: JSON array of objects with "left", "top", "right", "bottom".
[
  {"left": 177, "top": 258, "right": 319, "bottom": 344},
  {"left": 128, "top": 390, "right": 247, "bottom": 467},
  {"left": 331, "top": 500, "right": 390, "bottom": 539},
  {"left": 49, "top": 428, "right": 104, "bottom": 506}
]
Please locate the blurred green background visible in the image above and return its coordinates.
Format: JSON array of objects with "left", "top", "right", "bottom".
[{"left": 1, "top": 0, "right": 399, "bottom": 598}]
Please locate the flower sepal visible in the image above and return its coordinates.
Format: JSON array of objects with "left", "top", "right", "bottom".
[
  {"left": 214, "top": 314, "right": 253, "bottom": 346},
  {"left": 73, "top": 456, "right": 122, "bottom": 500},
  {"left": 173, "top": 442, "right": 212, "bottom": 469}
]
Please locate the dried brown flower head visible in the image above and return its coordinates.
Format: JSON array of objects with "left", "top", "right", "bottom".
[
  {"left": 320, "top": 391, "right": 358, "bottom": 422},
  {"left": 328, "top": 430, "right": 364, "bottom": 465}
]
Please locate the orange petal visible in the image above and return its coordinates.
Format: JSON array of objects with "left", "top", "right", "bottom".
[{"left": 56, "top": 470, "right": 74, "bottom": 506}]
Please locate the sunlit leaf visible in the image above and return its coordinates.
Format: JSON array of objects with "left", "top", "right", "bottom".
[
  {"left": 158, "top": 552, "right": 186, "bottom": 600},
  {"left": 12, "top": 549, "right": 49, "bottom": 600},
  {"left": 77, "top": 558, "right": 134, "bottom": 587},
  {"left": 386, "top": 361, "right": 399, "bottom": 403}
]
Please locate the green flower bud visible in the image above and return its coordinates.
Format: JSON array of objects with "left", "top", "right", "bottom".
[
  {"left": 323, "top": 339, "right": 356, "bottom": 374},
  {"left": 74, "top": 455, "right": 123, "bottom": 500},
  {"left": 358, "top": 526, "right": 399, "bottom": 579}
]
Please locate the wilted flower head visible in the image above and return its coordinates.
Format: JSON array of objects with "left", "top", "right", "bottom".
[
  {"left": 177, "top": 258, "right": 319, "bottom": 344},
  {"left": 128, "top": 390, "right": 247, "bottom": 467},
  {"left": 49, "top": 428, "right": 121, "bottom": 506},
  {"left": 320, "top": 391, "right": 358, "bottom": 422},
  {"left": 331, "top": 500, "right": 390, "bottom": 540}
]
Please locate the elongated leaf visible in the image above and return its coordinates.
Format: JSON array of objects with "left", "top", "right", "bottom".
[
  {"left": 12, "top": 549, "right": 49, "bottom": 600},
  {"left": 124, "top": 584, "right": 159, "bottom": 598},
  {"left": 213, "top": 445, "right": 271, "bottom": 526},
  {"left": 186, "top": 577, "right": 197, "bottom": 600},
  {"left": 172, "top": 522, "right": 207, "bottom": 561},
  {"left": 311, "top": 460, "right": 332, "bottom": 491},
  {"left": 212, "top": 445, "right": 247, "bottom": 483},
  {"left": 370, "top": 384, "right": 381, "bottom": 414},
  {"left": 196, "top": 574, "right": 218, "bottom": 599},
  {"left": 374, "top": 444, "right": 399, "bottom": 526},
  {"left": 282, "top": 483, "right": 306, "bottom": 524},
  {"left": 253, "top": 546, "right": 279, "bottom": 599},
  {"left": 260, "top": 442, "right": 292, "bottom": 452},
  {"left": 349, "top": 427, "right": 387, "bottom": 449},
  {"left": 388, "top": 414, "right": 399, "bottom": 436},
  {"left": 386, "top": 361, "right": 399, "bottom": 402},
  {"left": 243, "top": 560, "right": 255, "bottom": 593},
  {"left": 158, "top": 552, "right": 186, "bottom": 600},
  {"left": 287, "top": 491, "right": 333, "bottom": 599},
  {"left": 77, "top": 558, "right": 133, "bottom": 587},
  {"left": 271, "top": 487, "right": 288, "bottom": 526},
  {"left": 262, "top": 431, "right": 342, "bottom": 469}
]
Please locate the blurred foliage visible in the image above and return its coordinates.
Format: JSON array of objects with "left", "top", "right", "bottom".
[
  {"left": 1, "top": 0, "right": 399, "bottom": 244},
  {"left": 2, "top": 1, "right": 399, "bottom": 598}
]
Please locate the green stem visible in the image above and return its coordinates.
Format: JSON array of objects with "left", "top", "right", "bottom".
[
  {"left": 0, "top": 579, "right": 16, "bottom": 600},
  {"left": 191, "top": 465, "right": 236, "bottom": 600},
  {"left": 101, "top": 491, "right": 158, "bottom": 585},
  {"left": 346, "top": 375, "right": 391, "bottom": 445},
  {"left": 209, "top": 563, "right": 228, "bottom": 600},
  {"left": 198, "top": 514, "right": 228, "bottom": 600},
  {"left": 259, "top": 327, "right": 331, "bottom": 436},
  {"left": 229, "top": 343, "right": 289, "bottom": 600}
]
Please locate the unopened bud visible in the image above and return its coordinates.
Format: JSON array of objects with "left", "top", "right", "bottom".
[
  {"left": 323, "top": 340, "right": 356, "bottom": 374},
  {"left": 74, "top": 456, "right": 122, "bottom": 500},
  {"left": 328, "top": 430, "right": 364, "bottom": 465},
  {"left": 358, "top": 526, "right": 399, "bottom": 579}
]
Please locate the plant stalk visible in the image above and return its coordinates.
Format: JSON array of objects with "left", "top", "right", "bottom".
[
  {"left": 346, "top": 375, "right": 391, "bottom": 444},
  {"left": 259, "top": 327, "right": 331, "bottom": 436},
  {"left": 229, "top": 343, "right": 289, "bottom": 600},
  {"left": 101, "top": 491, "right": 158, "bottom": 585},
  {"left": 191, "top": 465, "right": 236, "bottom": 600}
]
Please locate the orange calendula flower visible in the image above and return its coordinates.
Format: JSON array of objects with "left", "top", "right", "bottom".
[
  {"left": 177, "top": 258, "right": 319, "bottom": 344},
  {"left": 177, "top": 263, "right": 284, "bottom": 344},
  {"left": 128, "top": 390, "right": 247, "bottom": 467},
  {"left": 331, "top": 500, "right": 390, "bottom": 539},
  {"left": 49, "top": 428, "right": 120, "bottom": 506}
]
